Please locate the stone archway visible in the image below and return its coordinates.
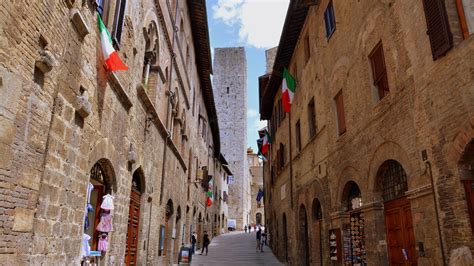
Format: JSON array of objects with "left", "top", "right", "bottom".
[
  {"left": 86, "top": 159, "right": 116, "bottom": 253},
  {"left": 299, "top": 204, "right": 310, "bottom": 266},
  {"left": 256, "top": 212, "right": 262, "bottom": 225},
  {"left": 282, "top": 213, "right": 288, "bottom": 262},
  {"left": 311, "top": 198, "right": 323, "bottom": 266},
  {"left": 164, "top": 199, "right": 174, "bottom": 257},
  {"left": 376, "top": 160, "right": 416, "bottom": 265},
  {"left": 341, "top": 181, "right": 367, "bottom": 265}
]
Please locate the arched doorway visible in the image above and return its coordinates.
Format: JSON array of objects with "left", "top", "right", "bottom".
[
  {"left": 311, "top": 198, "right": 323, "bottom": 266},
  {"left": 256, "top": 212, "right": 262, "bottom": 225},
  {"left": 299, "top": 205, "right": 310, "bottom": 266},
  {"left": 459, "top": 139, "right": 474, "bottom": 233},
  {"left": 164, "top": 199, "right": 174, "bottom": 256},
  {"left": 377, "top": 160, "right": 416, "bottom": 265},
  {"left": 197, "top": 212, "right": 202, "bottom": 248},
  {"left": 342, "top": 181, "right": 367, "bottom": 265},
  {"left": 86, "top": 160, "right": 116, "bottom": 256},
  {"left": 282, "top": 213, "right": 288, "bottom": 262},
  {"left": 173, "top": 206, "right": 182, "bottom": 262},
  {"left": 125, "top": 170, "right": 144, "bottom": 265}
]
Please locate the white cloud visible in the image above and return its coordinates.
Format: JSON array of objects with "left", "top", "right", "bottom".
[
  {"left": 247, "top": 108, "right": 258, "bottom": 118},
  {"left": 212, "top": 0, "right": 290, "bottom": 48},
  {"left": 253, "top": 119, "right": 267, "bottom": 131}
]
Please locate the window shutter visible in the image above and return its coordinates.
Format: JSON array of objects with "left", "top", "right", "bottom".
[
  {"left": 112, "top": 0, "right": 127, "bottom": 46},
  {"left": 370, "top": 43, "right": 385, "bottom": 83},
  {"left": 422, "top": 0, "right": 453, "bottom": 60}
]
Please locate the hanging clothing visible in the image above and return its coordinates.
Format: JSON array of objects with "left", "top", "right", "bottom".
[
  {"left": 100, "top": 194, "right": 114, "bottom": 210},
  {"left": 84, "top": 214, "right": 90, "bottom": 230},
  {"left": 96, "top": 212, "right": 113, "bottom": 232},
  {"left": 81, "top": 234, "right": 91, "bottom": 257},
  {"left": 86, "top": 183, "right": 94, "bottom": 212},
  {"left": 98, "top": 234, "right": 108, "bottom": 252}
]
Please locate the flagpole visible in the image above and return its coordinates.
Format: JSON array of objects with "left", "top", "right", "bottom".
[{"left": 288, "top": 110, "right": 294, "bottom": 210}]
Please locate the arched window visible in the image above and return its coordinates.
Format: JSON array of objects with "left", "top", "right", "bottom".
[
  {"left": 377, "top": 160, "right": 408, "bottom": 201},
  {"left": 343, "top": 181, "right": 362, "bottom": 211},
  {"left": 312, "top": 198, "right": 322, "bottom": 221},
  {"left": 142, "top": 22, "right": 160, "bottom": 104}
]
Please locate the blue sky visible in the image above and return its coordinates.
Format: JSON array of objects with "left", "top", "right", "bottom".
[{"left": 206, "top": 0, "right": 289, "bottom": 151}]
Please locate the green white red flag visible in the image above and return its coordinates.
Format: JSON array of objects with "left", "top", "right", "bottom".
[
  {"left": 97, "top": 14, "right": 128, "bottom": 71},
  {"left": 282, "top": 68, "right": 296, "bottom": 113},
  {"left": 261, "top": 130, "right": 272, "bottom": 154}
]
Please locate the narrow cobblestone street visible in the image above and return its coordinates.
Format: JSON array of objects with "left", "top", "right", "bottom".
[{"left": 191, "top": 232, "right": 282, "bottom": 266}]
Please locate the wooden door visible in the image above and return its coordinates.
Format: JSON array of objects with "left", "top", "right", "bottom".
[
  {"left": 384, "top": 197, "right": 417, "bottom": 266},
  {"left": 463, "top": 180, "right": 474, "bottom": 232},
  {"left": 125, "top": 190, "right": 141, "bottom": 265}
]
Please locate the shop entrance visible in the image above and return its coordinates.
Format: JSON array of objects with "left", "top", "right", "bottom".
[
  {"left": 377, "top": 160, "right": 416, "bottom": 265},
  {"left": 299, "top": 205, "right": 310, "bottom": 266}
]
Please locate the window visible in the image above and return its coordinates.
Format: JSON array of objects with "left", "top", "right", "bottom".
[
  {"left": 96, "top": 0, "right": 108, "bottom": 19},
  {"left": 456, "top": 0, "right": 474, "bottom": 38},
  {"left": 202, "top": 120, "right": 207, "bottom": 139},
  {"left": 112, "top": 0, "right": 127, "bottom": 46},
  {"left": 308, "top": 98, "right": 317, "bottom": 138},
  {"left": 334, "top": 90, "right": 346, "bottom": 136},
  {"left": 324, "top": 1, "right": 336, "bottom": 38},
  {"left": 33, "top": 65, "right": 45, "bottom": 88},
  {"left": 304, "top": 35, "right": 311, "bottom": 63},
  {"left": 227, "top": 87, "right": 230, "bottom": 94},
  {"left": 421, "top": 0, "right": 453, "bottom": 60},
  {"left": 295, "top": 120, "right": 301, "bottom": 152},
  {"left": 369, "top": 41, "right": 389, "bottom": 100},
  {"left": 377, "top": 160, "right": 408, "bottom": 202},
  {"left": 279, "top": 143, "right": 285, "bottom": 169}
]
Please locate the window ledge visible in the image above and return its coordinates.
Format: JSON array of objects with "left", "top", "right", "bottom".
[{"left": 108, "top": 72, "right": 132, "bottom": 110}]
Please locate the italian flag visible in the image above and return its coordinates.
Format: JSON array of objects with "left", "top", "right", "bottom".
[
  {"left": 261, "top": 131, "right": 272, "bottom": 155},
  {"left": 98, "top": 14, "right": 128, "bottom": 71},
  {"left": 282, "top": 68, "right": 296, "bottom": 113}
]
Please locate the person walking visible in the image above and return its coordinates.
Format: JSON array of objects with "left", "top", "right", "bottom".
[
  {"left": 200, "top": 231, "right": 210, "bottom": 256},
  {"left": 244, "top": 225, "right": 247, "bottom": 233},
  {"left": 191, "top": 231, "right": 197, "bottom": 254},
  {"left": 256, "top": 228, "right": 262, "bottom": 252},
  {"left": 260, "top": 230, "right": 267, "bottom": 252}
]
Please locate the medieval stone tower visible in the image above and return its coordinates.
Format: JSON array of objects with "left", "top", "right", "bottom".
[{"left": 213, "top": 47, "right": 250, "bottom": 229}]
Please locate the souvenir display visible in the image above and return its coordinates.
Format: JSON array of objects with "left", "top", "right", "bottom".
[
  {"left": 328, "top": 229, "right": 341, "bottom": 261},
  {"left": 349, "top": 213, "right": 367, "bottom": 265}
]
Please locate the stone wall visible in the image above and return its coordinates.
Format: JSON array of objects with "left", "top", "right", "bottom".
[
  {"left": 0, "top": 1, "right": 228, "bottom": 265},
  {"left": 213, "top": 47, "right": 249, "bottom": 229},
  {"left": 262, "top": 1, "right": 474, "bottom": 265}
]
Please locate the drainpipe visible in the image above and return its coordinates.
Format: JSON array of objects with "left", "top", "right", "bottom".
[
  {"left": 145, "top": 196, "right": 153, "bottom": 262},
  {"left": 159, "top": 0, "right": 180, "bottom": 205},
  {"left": 425, "top": 161, "right": 447, "bottom": 266}
]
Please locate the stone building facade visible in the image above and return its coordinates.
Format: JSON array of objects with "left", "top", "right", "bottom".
[
  {"left": 260, "top": 1, "right": 474, "bottom": 265},
  {"left": 213, "top": 47, "right": 250, "bottom": 230},
  {"left": 247, "top": 148, "right": 265, "bottom": 226},
  {"left": 0, "top": 0, "right": 230, "bottom": 265}
]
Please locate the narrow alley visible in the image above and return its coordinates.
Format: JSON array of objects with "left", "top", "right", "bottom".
[{"left": 192, "top": 232, "right": 282, "bottom": 266}]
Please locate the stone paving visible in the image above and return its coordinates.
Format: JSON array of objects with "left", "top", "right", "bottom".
[{"left": 191, "top": 231, "right": 283, "bottom": 266}]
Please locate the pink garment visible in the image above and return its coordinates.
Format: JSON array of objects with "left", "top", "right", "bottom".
[
  {"left": 96, "top": 213, "right": 113, "bottom": 232},
  {"left": 98, "top": 235, "right": 108, "bottom": 252}
]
